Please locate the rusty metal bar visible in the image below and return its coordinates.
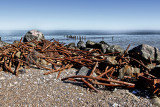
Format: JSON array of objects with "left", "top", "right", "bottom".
[{"left": 62, "top": 75, "right": 135, "bottom": 86}]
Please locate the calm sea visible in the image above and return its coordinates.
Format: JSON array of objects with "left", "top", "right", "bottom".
[{"left": 0, "top": 30, "right": 160, "bottom": 50}]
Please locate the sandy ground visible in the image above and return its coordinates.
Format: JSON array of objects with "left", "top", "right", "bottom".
[{"left": 0, "top": 67, "right": 158, "bottom": 107}]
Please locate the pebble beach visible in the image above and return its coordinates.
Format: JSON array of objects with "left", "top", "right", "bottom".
[{"left": 0, "top": 67, "right": 157, "bottom": 107}]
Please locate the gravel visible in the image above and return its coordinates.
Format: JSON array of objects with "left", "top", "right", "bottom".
[{"left": 0, "top": 67, "right": 157, "bottom": 107}]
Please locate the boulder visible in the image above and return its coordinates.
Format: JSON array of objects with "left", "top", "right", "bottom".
[
  {"left": 105, "top": 56, "right": 117, "bottom": 65},
  {"left": 23, "top": 30, "right": 45, "bottom": 42},
  {"left": 99, "top": 41, "right": 110, "bottom": 46},
  {"left": 118, "top": 65, "right": 140, "bottom": 79},
  {"left": 86, "top": 40, "right": 96, "bottom": 48},
  {"left": 106, "top": 45, "right": 124, "bottom": 54},
  {"left": 151, "top": 95, "right": 160, "bottom": 107},
  {"left": 77, "top": 41, "right": 86, "bottom": 49},
  {"left": 86, "top": 40, "right": 109, "bottom": 53},
  {"left": 76, "top": 66, "right": 97, "bottom": 77},
  {"left": 27, "top": 49, "right": 44, "bottom": 65},
  {"left": 146, "top": 63, "right": 156, "bottom": 70},
  {"left": 0, "top": 41, "right": 9, "bottom": 47},
  {"left": 150, "top": 65, "right": 160, "bottom": 78},
  {"left": 100, "top": 43, "right": 109, "bottom": 53},
  {"left": 67, "top": 43, "right": 75, "bottom": 49},
  {"left": 129, "top": 44, "right": 160, "bottom": 62},
  {"left": 13, "top": 40, "right": 20, "bottom": 44}
]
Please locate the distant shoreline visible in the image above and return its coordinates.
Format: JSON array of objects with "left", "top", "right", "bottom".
[{"left": 1, "top": 30, "right": 160, "bottom": 35}]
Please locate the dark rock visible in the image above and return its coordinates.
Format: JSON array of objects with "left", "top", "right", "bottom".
[
  {"left": 129, "top": 44, "right": 160, "bottom": 62},
  {"left": 77, "top": 66, "right": 97, "bottom": 77},
  {"left": 99, "top": 41, "right": 110, "bottom": 46},
  {"left": 86, "top": 40, "right": 109, "bottom": 53},
  {"left": 86, "top": 40, "right": 96, "bottom": 48},
  {"left": 23, "top": 30, "right": 45, "bottom": 42},
  {"left": 150, "top": 65, "right": 160, "bottom": 78},
  {"left": 118, "top": 65, "right": 140, "bottom": 79},
  {"left": 77, "top": 41, "right": 86, "bottom": 49},
  {"left": 106, "top": 45, "right": 124, "bottom": 54}
]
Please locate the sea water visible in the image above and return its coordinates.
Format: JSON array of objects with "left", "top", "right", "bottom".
[{"left": 0, "top": 30, "right": 160, "bottom": 50}]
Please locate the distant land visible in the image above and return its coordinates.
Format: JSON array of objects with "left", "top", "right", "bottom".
[
  {"left": 0, "top": 30, "right": 160, "bottom": 35},
  {"left": 41, "top": 30, "right": 160, "bottom": 35}
]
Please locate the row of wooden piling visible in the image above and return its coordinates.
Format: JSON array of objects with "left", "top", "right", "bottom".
[{"left": 64, "top": 35, "right": 86, "bottom": 41}]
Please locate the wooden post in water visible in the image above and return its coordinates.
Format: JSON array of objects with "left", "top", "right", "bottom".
[{"left": 112, "top": 36, "right": 114, "bottom": 41}]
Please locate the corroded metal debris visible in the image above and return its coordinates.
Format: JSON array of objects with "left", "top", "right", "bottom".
[{"left": 0, "top": 39, "right": 160, "bottom": 96}]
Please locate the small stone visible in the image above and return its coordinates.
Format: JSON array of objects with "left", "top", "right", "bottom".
[
  {"left": 14, "top": 82, "right": 18, "bottom": 84},
  {"left": 40, "top": 59, "right": 47, "bottom": 65},
  {"left": 9, "top": 83, "right": 14, "bottom": 87},
  {"left": 92, "top": 53, "right": 100, "bottom": 56},
  {"left": 19, "top": 67, "right": 26, "bottom": 74},
  {"left": 15, "top": 51, "right": 21, "bottom": 58},
  {"left": 112, "top": 88, "right": 117, "bottom": 92},
  {"left": 79, "top": 93, "right": 84, "bottom": 96},
  {"left": 112, "top": 103, "right": 119, "bottom": 107},
  {"left": 0, "top": 77, "right": 5, "bottom": 80},
  {"left": 132, "top": 89, "right": 141, "bottom": 95}
]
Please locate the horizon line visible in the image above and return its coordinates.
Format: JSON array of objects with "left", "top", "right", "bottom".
[{"left": 0, "top": 29, "right": 160, "bottom": 31}]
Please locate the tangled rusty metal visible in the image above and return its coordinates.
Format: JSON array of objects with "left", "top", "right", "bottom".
[{"left": 0, "top": 39, "right": 160, "bottom": 95}]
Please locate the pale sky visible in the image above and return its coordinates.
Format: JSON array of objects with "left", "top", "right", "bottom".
[{"left": 0, "top": 0, "right": 160, "bottom": 30}]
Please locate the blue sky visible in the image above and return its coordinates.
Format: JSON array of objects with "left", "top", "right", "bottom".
[{"left": 0, "top": 0, "right": 160, "bottom": 30}]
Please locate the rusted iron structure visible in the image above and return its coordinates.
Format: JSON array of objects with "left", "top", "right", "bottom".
[{"left": 0, "top": 39, "right": 160, "bottom": 95}]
